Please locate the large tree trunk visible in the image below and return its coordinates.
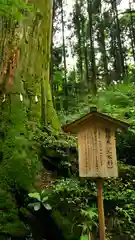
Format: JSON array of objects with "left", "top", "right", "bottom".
[
  {"left": 0, "top": 0, "right": 61, "bottom": 130},
  {"left": 24, "top": 0, "right": 61, "bottom": 130}
]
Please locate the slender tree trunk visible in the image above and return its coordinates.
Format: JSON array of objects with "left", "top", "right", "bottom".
[
  {"left": 61, "top": 0, "right": 68, "bottom": 110},
  {"left": 75, "top": 0, "right": 84, "bottom": 82},
  {"left": 112, "top": 0, "right": 125, "bottom": 78},
  {"left": 81, "top": 21, "right": 89, "bottom": 85},
  {"left": 50, "top": 1, "right": 55, "bottom": 89},
  {"left": 110, "top": 29, "right": 120, "bottom": 81},
  {"left": 98, "top": 1, "right": 110, "bottom": 86},
  {"left": 87, "top": 0, "right": 97, "bottom": 94},
  {"left": 129, "top": 0, "right": 135, "bottom": 64},
  {"left": 100, "top": 23, "right": 110, "bottom": 85}
]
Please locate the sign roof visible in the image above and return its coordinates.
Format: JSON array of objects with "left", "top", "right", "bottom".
[{"left": 62, "top": 109, "right": 129, "bottom": 134}]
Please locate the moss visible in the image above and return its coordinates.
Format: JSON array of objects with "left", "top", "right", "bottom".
[
  {"left": 0, "top": 0, "right": 61, "bottom": 238},
  {"left": 0, "top": 189, "right": 27, "bottom": 236}
]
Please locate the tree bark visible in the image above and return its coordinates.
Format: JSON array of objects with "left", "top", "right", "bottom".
[
  {"left": 111, "top": 0, "right": 125, "bottom": 78},
  {"left": 129, "top": 0, "right": 135, "bottom": 64},
  {"left": 75, "top": 0, "right": 84, "bottom": 82},
  {"left": 61, "top": 0, "right": 68, "bottom": 110},
  {"left": 87, "top": 0, "right": 97, "bottom": 94}
]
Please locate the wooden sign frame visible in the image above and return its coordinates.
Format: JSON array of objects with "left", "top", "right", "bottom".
[{"left": 62, "top": 109, "right": 129, "bottom": 179}]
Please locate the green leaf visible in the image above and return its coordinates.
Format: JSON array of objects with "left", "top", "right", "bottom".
[
  {"left": 42, "top": 196, "right": 49, "bottom": 203},
  {"left": 28, "top": 192, "right": 41, "bottom": 202},
  {"left": 28, "top": 203, "right": 35, "bottom": 208},
  {"left": 34, "top": 202, "right": 41, "bottom": 211},
  {"left": 43, "top": 203, "right": 52, "bottom": 210},
  {"left": 28, "top": 202, "right": 41, "bottom": 211},
  {"left": 80, "top": 235, "right": 89, "bottom": 240}
]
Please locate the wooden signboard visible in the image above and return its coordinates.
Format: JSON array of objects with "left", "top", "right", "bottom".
[
  {"left": 62, "top": 109, "right": 129, "bottom": 179},
  {"left": 77, "top": 124, "right": 118, "bottom": 178}
]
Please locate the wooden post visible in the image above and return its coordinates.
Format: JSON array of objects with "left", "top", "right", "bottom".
[{"left": 97, "top": 178, "right": 105, "bottom": 240}]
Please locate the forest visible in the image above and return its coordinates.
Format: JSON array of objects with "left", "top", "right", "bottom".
[{"left": 0, "top": 0, "right": 135, "bottom": 239}]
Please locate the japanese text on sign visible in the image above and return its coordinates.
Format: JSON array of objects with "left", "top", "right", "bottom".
[{"left": 105, "top": 128, "right": 113, "bottom": 168}]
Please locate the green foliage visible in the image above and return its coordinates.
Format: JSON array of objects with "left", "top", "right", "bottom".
[
  {"left": 59, "top": 82, "right": 135, "bottom": 126},
  {"left": 80, "top": 236, "right": 89, "bottom": 240},
  {"left": 0, "top": 78, "right": 41, "bottom": 237},
  {"left": 0, "top": 95, "right": 40, "bottom": 191},
  {"left": 0, "top": 0, "right": 33, "bottom": 20},
  {"left": 35, "top": 126, "right": 76, "bottom": 152},
  {"left": 28, "top": 191, "right": 52, "bottom": 211},
  {"left": 54, "top": 83, "right": 135, "bottom": 239},
  {"left": 80, "top": 207, "right": 98, "bottom": 232},
  {"left": 95, "top": 83, "right": 135, "bottom": 121},
  {"left": 0, "top": 189, "right": 27, "bottom": 236},
  {"left": 42, "top": 179, "right": 98, "bottom": 240}
]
